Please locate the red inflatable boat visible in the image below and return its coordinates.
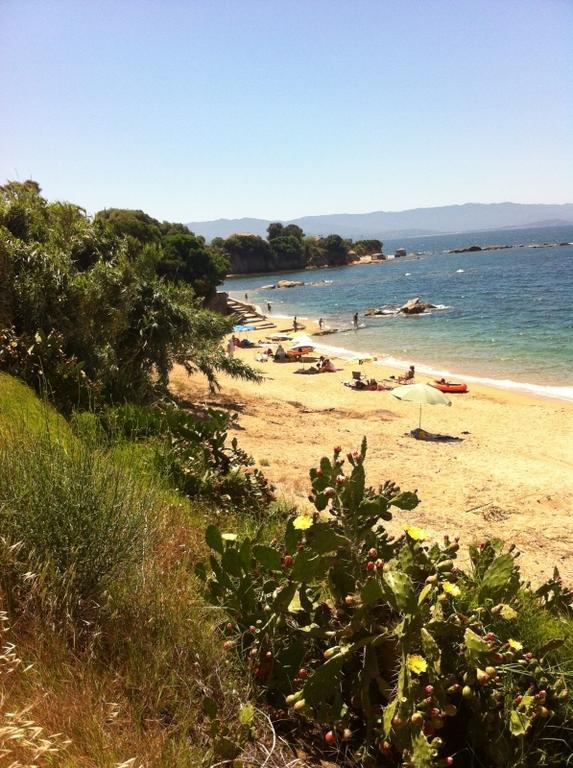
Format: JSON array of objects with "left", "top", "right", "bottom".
[{"left": 430, "top": 379, "right": 468, "bottom": 394}]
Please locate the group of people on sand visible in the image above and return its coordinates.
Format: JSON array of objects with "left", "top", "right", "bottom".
[
  {"left": 227, "top": 335, "right": 258, "bottom": 355},
  {"left": 344, "top": 364, "right": 416, "bottom": 391},
  {"left": 227, "top": 318, "right": 417, "bottom": 390}
]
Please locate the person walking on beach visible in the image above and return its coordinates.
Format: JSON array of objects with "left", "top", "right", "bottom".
[
  {"left": 267, "top": 302, "right": 272, "bottom": 313},
  {"left": 318, "top": 317, "right": 324, "bottom": 330},
  {"left": 244, "top": 293, "right": 248, "bottom": 302},
  {"left": 353, "top": 312, "right": 359, "bottom": 329},
  {"left": 226, "top": 338, "right": 235, "bottom": 357},
  {"left": 293, "top": 316, "right": 298, "bottom": 332}
]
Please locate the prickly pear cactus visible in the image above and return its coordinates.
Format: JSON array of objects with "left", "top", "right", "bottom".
[{"left": 199, "top": 441, "right": 573, "bottom": 766}]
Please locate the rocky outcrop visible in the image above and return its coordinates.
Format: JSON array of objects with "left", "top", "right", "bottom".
[
  {"left": 270, "top": 280, "right": 305, "bottom": 289},
  {"left": 365, "top": 297, "right": 437, "bottom": 316},
  {"left": 206, "top": 291, "right": 231, "bottom": 314},
  {"left": 399, "top": 297, "right": 436, "bottom": 314},
  {"left": 449, "top": 244, "right": 516, "bottom": 253},
  {"left": 450, "top": 245, "right": 482, "bottom": 253},
  {"left": 364, "top": 307, "right": 395, "bottom": 316}
]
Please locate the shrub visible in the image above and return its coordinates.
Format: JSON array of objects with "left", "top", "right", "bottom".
[
  {"left": 0, "top": 423, "right": 154, "bottom": 613},
  {"left": 0, "top": 326, "right": 96, "bottom": 411},
  {"left": 155, "top": 406, "right": 274, "bottom": 515},
  {"left": 199, "top": 440, "right": 573, "bottom": 767}
]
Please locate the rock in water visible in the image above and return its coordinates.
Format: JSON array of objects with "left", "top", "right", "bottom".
[
  {"left": 399, "top": 297, "right": 436, "bottom": 314},
  {"left": 275, "top": 280, "right": 305, "bottom": 289}
]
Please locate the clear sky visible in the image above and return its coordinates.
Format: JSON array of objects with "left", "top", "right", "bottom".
[{"left": 1, "top": 0, "right": 572, "bottom": 222}]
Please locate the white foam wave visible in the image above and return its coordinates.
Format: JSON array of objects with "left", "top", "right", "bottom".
[
  {"left": 456, "top": 269, "right": 464, "bottom": 273},
  {"left": 311, "top": 340, "right": 368, "bottom": 361}
]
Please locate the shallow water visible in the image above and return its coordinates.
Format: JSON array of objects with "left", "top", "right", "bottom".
[{"left": 224, "top": 225, "right": 573, "bottom": 401}]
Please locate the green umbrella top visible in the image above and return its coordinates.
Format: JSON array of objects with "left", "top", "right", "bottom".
[{"left": 391, "top": 382, "right": 452, "bottom": 406}]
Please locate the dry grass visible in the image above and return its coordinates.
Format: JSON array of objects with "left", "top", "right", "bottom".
[{"left": 0, "top": 608, "right": 71, "bottom": 767}]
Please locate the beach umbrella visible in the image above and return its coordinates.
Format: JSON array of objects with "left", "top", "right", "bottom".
[
  {"left": 391, "top": 383, "right": 451, "bottom": 431},
  {"left": 289, "top": 336, "right": 315, "bottom": 352}
]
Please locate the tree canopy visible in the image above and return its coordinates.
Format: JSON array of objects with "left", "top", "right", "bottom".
[{"left": 0, "top": 180, "right": 258, "bottom": 410}]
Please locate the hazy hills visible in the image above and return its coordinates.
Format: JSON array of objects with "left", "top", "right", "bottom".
[{"left": 187, "top": 203, "right": 573, "bottom": 241}]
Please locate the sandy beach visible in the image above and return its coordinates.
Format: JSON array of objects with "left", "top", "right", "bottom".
[{"left": 171, "top": 318, "right": 573, "bottom": 585}]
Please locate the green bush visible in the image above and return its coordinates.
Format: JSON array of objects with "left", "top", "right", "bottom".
[
  {"left": 153, "top": 406, "right": 274, "bottom": 515},
  {"left": 82, "top": 402, "right": 274, "bottom": 517},
  {"left": 0, "top": 326, "right": 96, "bottom": 412},
  {"left": 199, "top": 440, "right": 573, "bottom": 767},
  {"left": 0, "top": 423, "right": 154, "bottom": 612}
]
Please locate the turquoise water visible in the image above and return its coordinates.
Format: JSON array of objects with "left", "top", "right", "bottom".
[{"left": 224, "top": 225, "right": 573, "bottom": 401}]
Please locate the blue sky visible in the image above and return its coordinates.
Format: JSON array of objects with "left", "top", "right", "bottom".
[{"left": 1, "top": 0, "right": 572, "bottom": 221}]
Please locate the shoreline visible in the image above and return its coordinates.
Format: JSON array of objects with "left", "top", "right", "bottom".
[{"left": 227, "top": 298, "right": 573, "bottom": 404}]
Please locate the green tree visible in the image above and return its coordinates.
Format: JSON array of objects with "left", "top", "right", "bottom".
[
  {"left": 267, "top": 222, "right": 304, "bottom": 242},
  {"left": 94, "top": 208, "right": 162, "bottom": 246},
  {"left": 266, "top": 222, "right": 284, "bottom": 241},
  {"left": 48, "top": 203, "right": 121, "bottom": 270},
  {"left": 303, "top": 235, "right": 323, "bottom": 267},
  {"left": 1, "top": 182, "right": 258, "bottom": 408},
  {"left": 321, "top": 233, "right": 349, "bottom": 266},
  {"left": 223, "top": 234, "right": 272, "bottom": 274},
  {"left": 159, "top": 220, "right": 193, "bottom": 237},
  {"left": 353, "top": 238, "right": 382, "bottom": 256},
  {"left": 0, "top": 180, "right": 49, "bottom": 242},
  {"left": 269, "top": 235, "right": 306, "bottom": 270},
  {"left": 159, "top": 233, "right": 229, "bottom": 298},
  {"left": 282, "top": 223, "right": 304, "bottom": 241}
]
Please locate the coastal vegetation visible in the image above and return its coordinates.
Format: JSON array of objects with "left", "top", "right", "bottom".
[
  {"left": 213, "top": 224, "right": 383, "bottom": 274},
  {"left": 0, "top": 180, "right": 259, "bottom": 408},
  {"left": 0, "top": 181, "right": 572, "bottom": 767}
]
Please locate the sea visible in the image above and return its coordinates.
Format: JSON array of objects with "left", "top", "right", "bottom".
[{"left": 224, "top": 225, "right": 573, "bottom": 402}]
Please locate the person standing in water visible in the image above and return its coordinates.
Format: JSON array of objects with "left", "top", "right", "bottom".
[
  {"left": 245, "top": 293, "right": 248, "bottom": 302},
  {"left": 267, "top": 302, "right": 272, "bottom": 313},
  {"left": 353, "top": 312, "right": 359, "bottom": 329},
  {"left": 318, "top": 317, "right": 324, "bottom": 330}
]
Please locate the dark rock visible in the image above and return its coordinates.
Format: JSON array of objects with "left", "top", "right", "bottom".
[{"left": 450, "top": 245, "right": 482, "bottom": 253}]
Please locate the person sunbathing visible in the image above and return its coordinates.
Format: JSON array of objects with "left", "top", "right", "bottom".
[
  {"left": 398, "top": 365, "right": 415, "bottom": 384},
  {"left": 320, "top": 357, "right": 337, "bottom": 373}
]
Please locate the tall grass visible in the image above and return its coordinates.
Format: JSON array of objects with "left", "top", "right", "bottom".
[{"left": 0, "top": 422, "right": 154, "bottom": 611}]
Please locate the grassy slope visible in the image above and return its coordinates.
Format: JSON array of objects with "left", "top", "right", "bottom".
[
  {"left": 0, "top": 374, "right": 246, "bottom": 767},
  {"left": 0, "top": 371, "right": 69, "bottom": 436}
]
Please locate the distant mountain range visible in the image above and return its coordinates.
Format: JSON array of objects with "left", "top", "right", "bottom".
[{"left": 187, "top": 203, "right": 573, "bottom": 241}]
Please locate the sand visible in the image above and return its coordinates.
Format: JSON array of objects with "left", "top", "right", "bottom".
[{"left": 170, "top": 319, "right": 573, "bottom": 585}]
